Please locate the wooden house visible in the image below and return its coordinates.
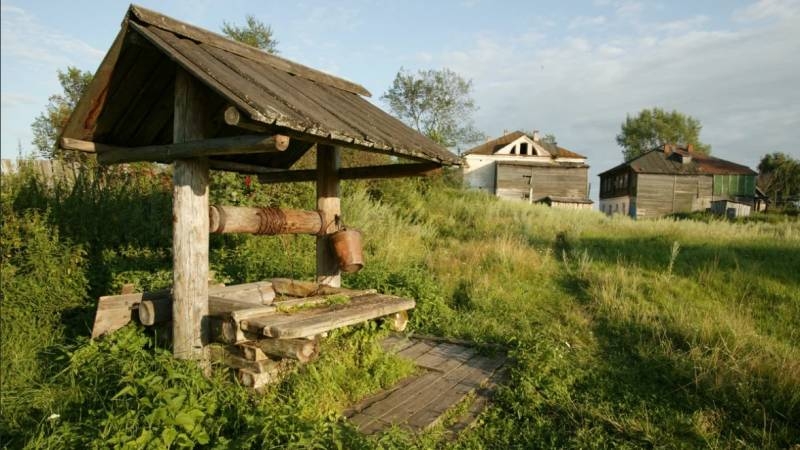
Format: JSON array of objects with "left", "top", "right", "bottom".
[
  {"left": 59, "top": 5, "right": 459, "bottom": 383},
  {"left": 462, "top": 131, "right": 592, "bottom": 208},
  {"left": 598, "top": 144, "right": 757, "bottom": 218}
]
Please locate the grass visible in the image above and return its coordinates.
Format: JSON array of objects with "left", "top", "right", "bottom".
[{"left": 1, "top": 162, "right": 798, "bottom": 448}]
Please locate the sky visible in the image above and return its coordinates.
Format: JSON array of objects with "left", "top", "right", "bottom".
[{"left": 2, "top": 0, "right": 799, "bottom": 198}]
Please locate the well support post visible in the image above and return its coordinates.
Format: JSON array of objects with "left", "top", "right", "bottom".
[
  {"left": 172, "top": 69, "right": 210, "bottom": 360},
  {"left": 316, "top": 144, "right": 341, "bottom": 287}
]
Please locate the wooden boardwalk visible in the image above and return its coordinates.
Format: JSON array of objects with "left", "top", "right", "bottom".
[{"left": 345, "top": 335, "right": 506, "bottom": 435}]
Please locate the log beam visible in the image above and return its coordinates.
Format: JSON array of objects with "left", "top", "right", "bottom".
[
  {"left": 75, "top": 133, "right": 290, "bottom": 164},
  {"left": 256, "top": 162, "right": 442, "bottom": 183},
  {"left": 209, "top": 205, "right": 324, "bottom": 235}
]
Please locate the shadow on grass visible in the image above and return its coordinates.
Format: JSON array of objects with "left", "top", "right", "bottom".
[{"left": 557, "top": 272, "right": 800, "bottom": 448}]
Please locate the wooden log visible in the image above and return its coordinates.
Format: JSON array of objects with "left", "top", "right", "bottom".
[
  {"left": 208, "top": 344, "right": 279, "bottom": 373},
  {"left": 92, "top": 133, "right": 290, "bottom": 165},
  {"left": 257, "top": 162, "right": 442, "bottom": 184},
  {"left": 209, "top": 205, "right": 323, "bottom": 235},
  {"left": 223, "top": 106, "right": 271, "bottom": 133},
  {"left": 238, "top": 368, "right": 278, "bottom": 389},
  {"left": 252, "top": 338, "right": 319, "bottom": 363},
  {"left": 172, "top": 69, "right": 210, "bottom": 361},
  {"left": 316, "top": 145, "right": 341, "bottom": 287},
  {"left": 238, "top": 343, "right": 269, "bottom": 361},
  {"left": 208, "top": 159, "right": 286, "bottom": 174}
]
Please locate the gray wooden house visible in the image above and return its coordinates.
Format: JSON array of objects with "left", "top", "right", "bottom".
[
  {"left": 462, "top": 131, "right": 592, "bottom": 208},
  {"left": 598, "top": 144, "right": 757, "bottom": 218}
]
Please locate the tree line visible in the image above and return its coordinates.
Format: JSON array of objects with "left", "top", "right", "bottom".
[{"left": 29, "top": 15, "right": 799, "bottom": 208}]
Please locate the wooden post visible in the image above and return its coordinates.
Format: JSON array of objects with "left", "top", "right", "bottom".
[
  {"left": 172, "top": 69, "right": 210, "bottom": 361},
  {"left": 316, "top": 144, "right": 341, "bottom": 287}
]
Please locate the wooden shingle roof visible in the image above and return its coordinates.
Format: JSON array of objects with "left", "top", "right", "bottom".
[
  {"left": 463, "top": 131, "right": 586, "bottom": 159},
  {"left": 61, "top": 5, "right": 459, "bottom": 168},
  {"left": 598, "top": 147, "right": 756, "bottom": 177}
]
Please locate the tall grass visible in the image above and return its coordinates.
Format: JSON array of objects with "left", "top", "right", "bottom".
[{"left": 1, "top": 161, "right": 798, "bottom": 448}]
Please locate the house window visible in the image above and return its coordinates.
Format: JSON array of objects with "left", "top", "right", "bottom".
[
  {"left": 520, "top": 142, "right": 528, "bottom": 155},
  {"left": 510, "top": 145, "right": 516, "bottom": 155}
]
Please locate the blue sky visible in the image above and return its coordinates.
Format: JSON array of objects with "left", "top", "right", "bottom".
[{"left": 2, "top": 0, "right": 799, "bottom": 194}]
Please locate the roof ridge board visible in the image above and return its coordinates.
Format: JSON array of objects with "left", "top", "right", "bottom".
[{"left": 127, "top": 4, "right": 371, "bottom": 97}]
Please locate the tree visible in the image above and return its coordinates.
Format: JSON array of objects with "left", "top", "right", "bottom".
[
  {"left": 31, "top": 67, "right": 93, "bottom": 159},
  {"left": 221, "top": 15, "right": 278, "bottom": 53},
  {"left": 381, "top": 68, "right": 485, "bottom": 152},
  {"left": 616, "top": 108, "right": 710, "bottom": 161},
  {"left": 758, "top": 152, "right": 800, "bottom": 207}
]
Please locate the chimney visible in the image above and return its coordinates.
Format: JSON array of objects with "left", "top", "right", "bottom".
[
  {"left": 532, "top": 130, "right": 540, "bottom": 141},
  {"left": 663, "top": 143, "right": 673, "bottom": 155},
  {"left": 686, "top": 144, "right": 694, "bottom": 152}
]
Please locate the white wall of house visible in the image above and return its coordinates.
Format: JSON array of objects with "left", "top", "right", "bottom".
[
  {"left": 599, "top": 195, "right": 632, "bottom": 217},
  {"left": 463, "top": 134, "right": 586, "bottom": 193}
]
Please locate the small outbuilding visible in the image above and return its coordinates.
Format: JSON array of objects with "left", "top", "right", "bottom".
[{"left": 710, "top": 199, "right": 752, "bottom": 218}]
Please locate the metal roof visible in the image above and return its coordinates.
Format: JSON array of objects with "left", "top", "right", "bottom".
[
  {"left": 61, "top": 5, "right": 459, "bottom": 167},
  {"left": 598, "top": 147, "right": 756, "bottom": 177},
  {"left": 463, "top": 131, "right": 586, "bottom": 159}
]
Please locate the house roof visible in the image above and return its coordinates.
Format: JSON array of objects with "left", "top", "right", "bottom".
[
  {"left": 598, "top": 146, "right": 756, "bottom": 177},
  {"left": 462, "top": 131, "right": 586, "bottom": 159},
  {"left": 61, "top": 5, "right": 459, "bottom": 167}
]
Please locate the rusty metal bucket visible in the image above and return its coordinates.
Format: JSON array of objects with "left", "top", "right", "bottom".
[{"left": 330, "top": 228, "right": 364, "bottom": 273}]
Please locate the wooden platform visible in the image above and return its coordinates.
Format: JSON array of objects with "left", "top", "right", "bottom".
[
  {"left": 246, "top": 293, "right": 414, "bottom": 339},
  {"left": 345, "top": 335, "right": 506, "bottom": 435}
]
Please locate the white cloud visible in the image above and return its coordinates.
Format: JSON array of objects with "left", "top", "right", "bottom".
[
  {"left": 433, "top": 2, "right": 800, "bottom": 184},
  {"left": 0, "top": 3, "right": 104, "bottom": 67},
  {"left": 568, "top": 15, "right": 607, "bottom": 29},
  {"left": 734, "top": 0, "right": 800, "bottom": 21},
  {"left": 1, "top": 92, "right": 37, "bottom": 108}
]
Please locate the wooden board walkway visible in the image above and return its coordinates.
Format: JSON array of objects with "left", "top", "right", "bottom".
[{"left": 345, "top": 334, "right": 506, "bottom": 435}]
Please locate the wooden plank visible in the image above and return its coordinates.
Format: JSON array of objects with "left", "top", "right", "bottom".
[
  {"left": 207, "top": 48, "right": 361, "bottom": 140},
  {"left": 110, "top": 55, "right": 175, "bottom": 145},
  {"left": 91, "top": 290, "right": 169, "bottom": 338},
  {"left": 244, "top": 295, "right": 415, "bottom": 339},
  {"left": 62, "top": 24, "right": 128, "bottom": 141},
  {"left": 381, "top": 334, "right": 414, "bottom": 354},
  {"left": 316, "top": 144, "right": 341, "bottom": 287},
  {"left": 396, "top": 341, "right": 436, "bottom": 361},
  {"left": 95, "top": 134, "right": 289, "bottom": 165},
  {"left": 129, "top": 22, "right": 271, "bottom": 125},
  {"left": 415, "top": 343, "right": 476, "bottom": 371},
  {"left": 172, "top": 69, "right": 210, "bottom": 361},
  {"left": 128, "top": 5, "right": 372, "bottom": 97}
]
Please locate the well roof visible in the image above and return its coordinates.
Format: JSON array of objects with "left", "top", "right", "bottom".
[{"left": 61, "top": 5, "right": 459, "bottom": 167}]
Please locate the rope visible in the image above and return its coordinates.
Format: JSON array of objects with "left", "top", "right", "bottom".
[{"left": 255, "top": 207, "right": 288, "bottom": 235}]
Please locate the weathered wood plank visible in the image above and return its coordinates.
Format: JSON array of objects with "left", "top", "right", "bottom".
[
  {"left": 128, "top": 5, "right": 372, "bottom": 97},
  {"left": 130, "top": 22, "right": 271, "bottom": 125},
  {"left": 243, "top": 294, "right": 415, "bottom": 339},
  {"left": 91, "top": 289, "right": 169, "bottom": 338}
]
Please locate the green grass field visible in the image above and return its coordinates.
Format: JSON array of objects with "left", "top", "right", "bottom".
[{"left": 2, "top": 163, "right": 798, "bottom": 448}]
